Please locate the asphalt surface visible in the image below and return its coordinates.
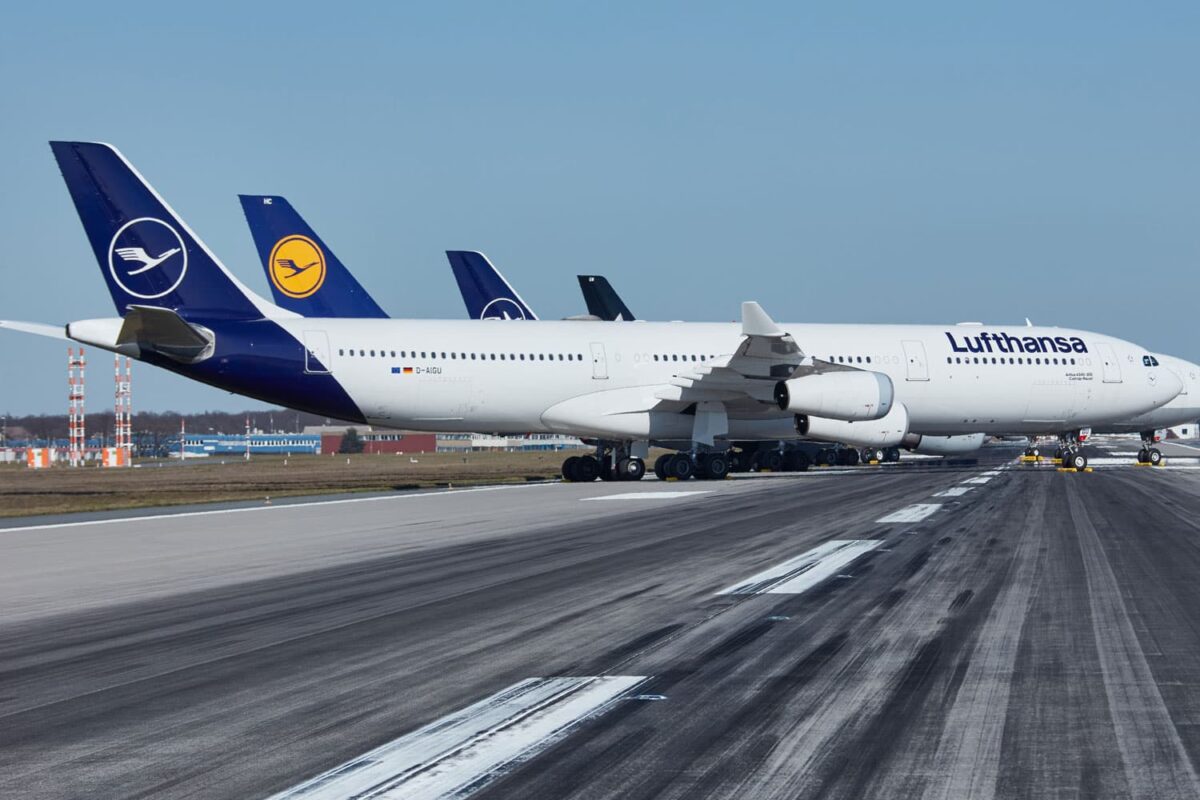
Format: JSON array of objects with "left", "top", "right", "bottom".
[{"left": 3, "top": 445, "right": 1200, "bottom": 799}]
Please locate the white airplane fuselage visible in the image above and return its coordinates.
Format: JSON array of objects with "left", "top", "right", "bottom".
[{"left": 273, "top": 317, "right": 1181, "bottom": 442}]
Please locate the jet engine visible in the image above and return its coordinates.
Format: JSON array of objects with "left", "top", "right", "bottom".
[
  {"left": 773, "top": 370, "right": 894, "bottom": 421},
  {"left": 795, "top": 403, "right": 909, "bottom": 447},
  {"left": 902, "top": 433, "right": 986, "bottom": 456}
]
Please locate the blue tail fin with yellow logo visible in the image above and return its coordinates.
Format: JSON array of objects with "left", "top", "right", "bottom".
[
  {"left": 445, "top": 251, "right": 538, "bottom": 320},
  {"left": 50, "top": 141, "right": 268, "bottom": 320},
  {"left": 239, "top": 195, "right": 388, "bottom": 319}
]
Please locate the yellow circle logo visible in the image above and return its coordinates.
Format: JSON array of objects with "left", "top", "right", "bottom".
[{"left": 268, "top": 235, "right": 326, "bottom": 298}]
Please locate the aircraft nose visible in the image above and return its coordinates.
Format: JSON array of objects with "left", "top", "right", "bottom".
[{"left": 1154, "top": 366, "right": 1184, "bottom": 407}]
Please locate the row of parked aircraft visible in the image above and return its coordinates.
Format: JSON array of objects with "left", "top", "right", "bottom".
[{"left": 2, "top": 141, "right": 1197, "bottom": 480}]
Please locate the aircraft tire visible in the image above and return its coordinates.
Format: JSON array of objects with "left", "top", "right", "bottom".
[
  {"left": 575, "top": 455, "right": 601, "bottom": 482},
  {"left": 618, "top": 457, "right": 646, "bottom": 481},
  {"left": 1070, "top": 452, "right": 1088, "bottom": 472},
  {"left": 653, "top": 454, "right": 671, "bottom": 481},
  {"left": 667, "top": 453, "right": 694, "bottom": 481},
  {"left": 562, "top": 456, "right": 581, "bottom": 482},
  {"left": 1149, "top": 448, "right": 1163, "bottom": 465},
  {"left": 763, "top": 450, "right": 784, "bottom": 472},
  {"left": 705, "top": 453, "right": 729, "bottom": 480}
]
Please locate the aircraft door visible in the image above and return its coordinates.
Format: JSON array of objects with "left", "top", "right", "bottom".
[
  {"left": 901, "top": 340, "right": 930, "bottom": 381},
  {"left": 303, "top": 330, "right": 332, "bottom": 374},
  {"left": 590, "top": 342, "right": 609, "bottom": 380},
  {"left": 1096, "top": 343, "right": 1121, "bottom": 383}
]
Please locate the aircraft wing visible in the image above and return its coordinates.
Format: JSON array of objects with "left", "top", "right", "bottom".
[
  {"left": 0, "top": 320, "right": 68, "bottom": 340},
  {"left": 651, "top": 302, "right": 854, "bottom": 408}
]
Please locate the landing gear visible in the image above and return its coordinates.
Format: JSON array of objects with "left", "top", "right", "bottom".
[
  {"left": 663, "top": 452, "right": 694, "bottom": 481},
  {"left": 562, "top": 456, "right": 581, "bottom": 481},
  {"left": 563, "top": 445, "right": 643, "bottom": 482},
  {"left": 695, "top": 452, "right": 730, "bottom": 480},
  {"left": 616, "top": 456, "right": 646, "bottom": 481},
  {"left": 1066, "top": 451, "right": 1088, "bottom": 471},
  {"left": 884, "top": 446, "right": 901, "bottom": 462},
  {"left": 1137, "top": 430, "right": 1164, "bottom": 465},
  {"left": 1137, "top": 447, "right": 1163, "bottom": 465},
  {"left": 783, "top": 450, "right": 811, "bottom": 472},
  {"left": 861, "top": 448, "right": 885, "bottom": 464}
]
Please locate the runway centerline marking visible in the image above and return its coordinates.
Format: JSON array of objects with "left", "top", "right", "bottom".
[
  {"left": 581, "top": 491, "right": 711, "bottom": 502},
  {"left": 934, "top": 486, "right": 973, "bottom": 497},
  {"left": 876, "top": 504, "right": 942, "bottom": 523},
  {"left": 963, "top": 476, "right": 994, "bottom": 484},
  {"left": 718, "top": 539, "right": 882, "bottom": 595},
  {"left": 264, "top": 676, "right": 646, "bottom": 800}
]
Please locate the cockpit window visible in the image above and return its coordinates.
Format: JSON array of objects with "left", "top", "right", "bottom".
[{"left": 1143, "top": 355, "right": 1160, "bottom": 367}]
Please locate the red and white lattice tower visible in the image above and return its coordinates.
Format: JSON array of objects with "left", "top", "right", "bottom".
[
  {"left": 114, "top": 355, "right": 133, "bottom": 466},
  {"left": 67, "top": 347, "right": 86, "bottom": 467}
]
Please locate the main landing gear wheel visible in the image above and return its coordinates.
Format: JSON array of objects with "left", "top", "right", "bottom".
[
  {"left": 1148, "top": 448, "right": 1163, "bottom": 466},
  {"left": 761, "top": 451, "right": 784, "bottom": 472},
  {"left": 574, "top": 455, "right": 600, "bottom": 482},
  {"left": 616, "top": 457, "right": 646, "bottom": 481},
  {"left": 653, "top": 454, "right": 671, "bottom": 481},
  {"left": 783, "top": 450, "right": 810, "bottom": 472},
  {"left": 699, "top": 452, "right": 729, "bottom": 480},
  {"left": 598, "top": 454, "right": 615, "bottom": 481},
  {"left": 562, "top": 456, "right": 581, "bottom": 482},
  {"left": 665, "top": 453, "right": 695, "bottom": 481},
  {"left": 1068, "top": 452, "right": 1088, "bottom": 472}
]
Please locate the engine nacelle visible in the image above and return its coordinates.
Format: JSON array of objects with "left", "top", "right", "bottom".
[
  {"left": 902, "top": 433, "right": 986, "bottom": 456},
  {"left": 774, "top": 370, "right": 894, "bottom": 421},
  {"left": 795, "top": 403, "right": 909, "bottom": 447}
]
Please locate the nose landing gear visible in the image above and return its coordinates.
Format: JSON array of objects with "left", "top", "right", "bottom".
[{"left": 1136, "top": 430, "right": 1164, "bottom": 465}]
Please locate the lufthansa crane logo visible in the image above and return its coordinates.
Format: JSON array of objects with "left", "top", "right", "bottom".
[
  {"left": 107, "top": 217, "right": 188, "bottom": 300},
  {"left": 268, "top": 235, "right": 326, "bottom": 298},
  {"left": 480, "top": 297, "right": 527, "bottom": 320}
]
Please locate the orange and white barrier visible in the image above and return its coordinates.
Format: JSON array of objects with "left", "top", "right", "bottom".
[
  {"left": 102, "top": 447, "right": 129, "bottom": 468},
  {"left": 27, "top": 448, "right": 52, "bottom": 469}
]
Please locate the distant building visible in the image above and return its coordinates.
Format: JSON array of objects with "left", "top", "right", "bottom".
[
  {"left": 305, "top": 425, "right": 437, "bottom": 455},
  {"left": 164, "top": 432, "right": 321, "bottom": 457},
  {"left": 436, "top": 433, "right": 586, "bottom": 452},
  {"left": 1168, "top": 423, "right": 1199, "bottom": 440}
]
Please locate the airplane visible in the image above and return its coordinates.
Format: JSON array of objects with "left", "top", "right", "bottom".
[
  {"left": 578, "top": 275, "right": 636, "bottom": 322},
  {"left": 0, "top": 141, "right": 1183, "bottom": 485},
  {"left": 1061, "top": 353, "right": 1200, "bottom": 465},
  {"left": 577, "top": 273, "right": 1200, "bottom": 468},
  {"left": 241, "top": 194, "right": 539, "bottom": 323},
  {"left": 239, "top": 195, "right": 389, "bottom": 318}
]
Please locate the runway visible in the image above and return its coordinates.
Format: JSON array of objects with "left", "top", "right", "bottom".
[{"left": 3, "top": 446, "right": 1200, "bottom": 799}]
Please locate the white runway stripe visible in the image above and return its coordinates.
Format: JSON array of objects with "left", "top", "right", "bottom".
[
  {"left": 0, "top": 482, "right": 555, "bottom": 534},
  {"left": 718, "top": 539, "right": 882, "bottom": 595},
  {"left": 581, "top": 491, "right": 710, "bottom": 502},
  {"left": 934, "top": 487, "right": 973, "bottom": 497},
  {"left": 963, "top": 476, "right": 993, "bottom": 485},
  {"left": 265, "top": 676, "right": 646, "bottom": 800},
  {"left": 876, "top": 504, "right": 942, "bottom": 523}
]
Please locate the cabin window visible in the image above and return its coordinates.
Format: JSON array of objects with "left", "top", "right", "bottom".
[{"left": 339, "top": 349, "right": 344, "bottom": 356}]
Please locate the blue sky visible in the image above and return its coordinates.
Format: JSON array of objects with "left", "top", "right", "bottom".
[{"left": 1, "top": 2, "right": 1197, "bottom": 415}]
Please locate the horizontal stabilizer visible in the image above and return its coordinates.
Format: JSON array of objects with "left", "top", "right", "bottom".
[
  {"left": 116, "top": 305, "right": 214, "bottom": 362},
  {"left": 0, "top": 320, "right": 68, "bottom": 340}
]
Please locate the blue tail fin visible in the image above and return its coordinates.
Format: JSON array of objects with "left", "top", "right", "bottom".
[
  {"left": 578, "top": 275, "right": 637, "bottom": 321},
  {"left": 238, "top": 195, "right": 389, "bottom": 319},
  {"left": 49, "top": 141, "right": 268, "bottom": 320},
  {"left": 445, "top": 251, "right": 538, "bottom": 321}
]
